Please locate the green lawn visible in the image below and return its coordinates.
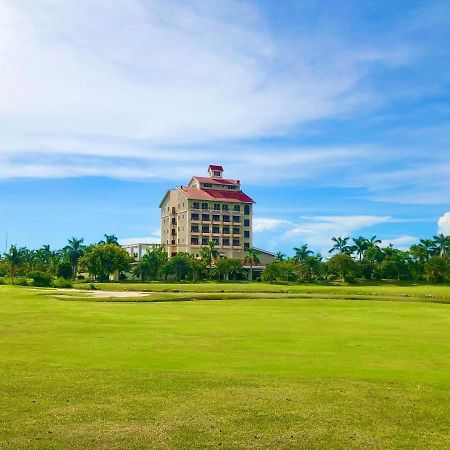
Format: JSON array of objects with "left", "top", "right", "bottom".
[{"left": 1, "top": 285, "right": 449, "bottom": 449}]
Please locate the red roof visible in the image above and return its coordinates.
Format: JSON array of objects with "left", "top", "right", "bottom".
[
  {"left": 180, "top": 187, "right": 254, "bottom": 203},
  {"left": 193, "top": 176, "right": 238, "bottom": 185},
  {"left": 209, "top": 165, "right": 224, "bottom": 171}
]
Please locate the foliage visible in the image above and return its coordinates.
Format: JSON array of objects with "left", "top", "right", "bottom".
[
  {"left": 79, "top": 243, "right": 132, "bottom": 282},
  {"left": 52, "top": 277, "right": 73, "bottom": 288},
  {"left": 28, "top": 270, "right": 53, "bottom": 287},
  {"left": 327, "top": 254, "right": 359, "bottom": 282}
]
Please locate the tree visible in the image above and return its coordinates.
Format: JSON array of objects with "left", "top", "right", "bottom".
[
  {"left": 99, "top": 234, "right": 120, "bottom": 246},
  {"left": 168, "top": 253, "right": 191, "bottom": 281},
  {"left": 293, "top": 244, "right": 313, "bottom": 263},
  {"left": 4, "top": 245, "right": 26, "bottom": 284},
  {"left": 188, "top": 257, "right": 206, "bottom": 282},
  {"left": 79, "top": 244, "right": 132, "bottom": 281},
  {"left": 425, "top": 256, "right": 448, "bottom": 282},
  {"left": 134, "top": 246, "right": 168, "bottom": 281},
  {"left": 275, "top": 252, "right": 286, "bottom": 262},
  {"left": 244, "top": 248, "right": 260, "bottom": 281},
  {"left": 299, "top": 254, "right": 324, "bottom": 282},
  {"left": 200, "top": 240, "right": 219, "bottom": 275},
  {"left": 214, "top": 257, "right": 232, "bottom": 280},
  {"left": 329, "top": 237, "right": 351, "bottom": 255},
  {"left": 433, "top": 233, "right": 450, "bottom": 257},
  {"left": 327, "top": 254, "right": 359, "bottom": 282},
  {"left": 64, "top": 237, "right": 85, "bottom": 278},
  {"left": 352, "top": 236, "right": 368, "bottom": 261},
  {"left": 367, "top": 235, "right": 382, "bottom": 249}
]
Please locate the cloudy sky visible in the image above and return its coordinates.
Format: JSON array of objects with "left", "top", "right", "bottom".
[{"left": 0, "top": 0, "right": 449, "bottom": 254}]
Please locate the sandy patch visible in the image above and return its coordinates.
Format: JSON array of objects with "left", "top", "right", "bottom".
[{"left": 56, "top": 288, "right": 150, "bottom": 298}]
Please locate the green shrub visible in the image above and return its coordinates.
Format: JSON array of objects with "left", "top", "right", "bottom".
[
  {"left": 28, "top": 271, "right": 53, "bottom": 287},
  {"left": 0, "top": 277, "right": 6, "bottom": 285},
  {"left": 52, "top": 278, "right": 73, "bottom": 288},
  {"left": 14, "top": 278, "right": 29, "bottom": 286},
  {"left": 56, "top": 262, "right": 73, "bottom": 280}
]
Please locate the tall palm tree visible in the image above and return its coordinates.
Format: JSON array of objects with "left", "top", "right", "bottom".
[
  {"left": 419, "top": 238, "right": 438, "bottom": 258},
  {"left": 200, "top": 240, "right": 219, "bottom": 275},
  {"left": 329, "top": 237, "right": 351, "bottom": 254},
  {"left": 293, "top": 244, "right": 313, "bottom": 263},
  {"left": 433, "top": 233, "right": 450, "bottom": 256},
  {"left": 275, "top": 251, "right": 286, "bottom": 262},
  {"left": 352, "top": 236, "right": 369, "bottom": 261},
  {"left": 367, "top": 235, "right": 382, "bottom": 249},
  {"left": 64, "top": 237, "right": 85, "bottom": 278},
  {"left": 244, "top": 248, "right": 260, "bottom": 281}
]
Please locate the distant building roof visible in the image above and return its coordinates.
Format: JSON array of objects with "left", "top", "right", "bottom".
[
  {"left": 180, "top": 187, "right": 254, "bottom": 203},
  {"left": 208, "top": 164, "right": 224, "bottom": 171},
  {"left": 193, "top": 176, "right": 239, "bottom": 186}
]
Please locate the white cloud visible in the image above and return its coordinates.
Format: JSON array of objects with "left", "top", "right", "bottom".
[
  {"left": 380, "top": 235, "right": 418, "bottom": 249},
  {"left": 438, "top": 212, "right": 450, "bottom": 236},
  {"left": 253, "top": 218, "right": 295, "bottom": 232},
  {"left": 0, "top": 0, "right": 409, "bottom": 181}
]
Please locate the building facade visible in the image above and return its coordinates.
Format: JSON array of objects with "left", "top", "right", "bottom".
[{"left": 159, "top": 165, "right": 254, "bottom": 258}]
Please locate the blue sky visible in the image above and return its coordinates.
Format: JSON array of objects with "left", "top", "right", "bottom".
[{"left": 0, "top": 0, "right": 449, "bottom": 255}]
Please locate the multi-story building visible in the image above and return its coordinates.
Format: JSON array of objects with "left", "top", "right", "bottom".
[{"left": 160, "top": 165, "right": 254, "bottom": 258}]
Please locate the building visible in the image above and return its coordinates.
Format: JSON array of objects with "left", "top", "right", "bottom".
[
  {"left": 159, "top": 165, "right": 255, "bottom": 259},
  {"left": 122, "top": 242, "right": 161, "bottom": 263}
]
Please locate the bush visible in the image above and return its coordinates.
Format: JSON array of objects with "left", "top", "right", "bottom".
[
  {"left": 0, "top": 277, "right": 6, "bottom": 285},
  {"left": 56, "top": 261, "right": 73, "bottom": 280},
  {"left": 14, "top": 278, "right": 29, "bottom": 286},
  {"left": 28, "top": 271, "right": 53, "bottom": 287},
  {"left": 52, "top": 278, "right": 73, "bottom": 288}
]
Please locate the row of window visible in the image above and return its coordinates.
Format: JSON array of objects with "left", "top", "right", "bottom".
[
  {"left": 191, "top": 213, "right": 251, "bottom": 225},
  {"left": 191, "top": 237, "right": 249, "bottom": 248},
  {"left": 191, "top": 225, "right": 250, "bottom": 236},
  {"left": 192, "top": 202, "right": 251, "bottom": 214},
  {"left": 200, "top": 184, "right": 238, "bottom": 191}
]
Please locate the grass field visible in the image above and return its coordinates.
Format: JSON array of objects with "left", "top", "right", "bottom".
[{"left": 1, "top": 284, "right": 449, "bottom": 449}]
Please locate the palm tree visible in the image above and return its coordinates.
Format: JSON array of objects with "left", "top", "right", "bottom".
[
  {"left": 433, "top": 233, "right": 450, "bottom": 256},
  {"left": 200, "top": 240, "right": 219, "bottom": 275},
  {"left": 419, "top": 238, "right": 438, "bottom": 258},
  {"left": 329, "top": 237, "right": 351, "bottom": 254},
  {"left": 99, "top": 234, "right": 119, "bottom": 245},
  {"left": 64, "top": 237, "right": 85, "bottom": 278},
  {"left": 4, "top": 245, "right": 25, "bottom": 284},
  {"left": 244, "top": 248, "right": 260, "bottom": 281},
  {"left": 352, "top": 236, "right": 369, "bottom": 261},
  {"left": 275, "top": 252, "right": 286, "bottom": 262},
  {"left": 293, "top": 244, "right": 313, "bottom": 263},
  {"left": 367, "top": 235, "right": 382, "bottom": 249}
]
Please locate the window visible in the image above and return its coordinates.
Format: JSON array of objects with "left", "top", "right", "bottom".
[
  {"left": 193, "top": 202, "right": 200, "bottom": 209},
  {"left": 212, "top": 226, "right": 220, "bottom": 234},
  {"left": 201, "top": 202, "right": 209, "bottom": 210},
  {"left": 171, "top": 240, "right": 175, "bottom": 245},
  {"left": 171, "top": 218, "right": 176, "bottom": 225},
  {"left": 244, "top": 204, "right": 251, "bottom": 214},
  {"left": 233, "top": 227, "right": 240, "bottom": 234},
  {"left": 223, "top": 227, "right": 230, "bottom": 234},
  {"left": 233, "top": 215, "right": 240, "bottom": 223},
  {"left": 202, "top": 237, "right": 208, "bottom": 245},
  {"left": 223, "top": 238, "right": 230, "bottom": 246},
  {"left": 233, "top": 204, "right": 241, "bottom": 212},
  {"left": 244, "top": 230, "right": 250, "bottom": 238},
  {"left": 213, "top": 214, "right": 220, "bottom": 222},
  {"left": 202, "top": 214, "right": 210, "bottom": 221},
  {"left": 244, "top": 219, "right": 250, "bottom": 227},
  {"left": 213, "top": 171, "right": 221, "bottom": 176},
  {"left": 191, "top": 225, "right": 199, "bottom": 233},
  {"left": 233, "top": 239, "right": 240, "bottom": 246},
  {"left": 223, "top": 215, "right": 230, "bottom": 222},
  {"left": 191, "top": 213, "right": 199, "bottom": 221},
  {"left": 244, "top": 242, "right": 250, "bottom": 250},
  {"left": 203, "top": 183, "right": 212, "bottom": 188},
  {"left": 227, "top": 185, "right": 237, "bottom": 190},
  {"left": 213, "top": 203, "right": 221, "bottom": 210},
  {"left": 222, "top": 204, "right": 229, "bottom": 211},
  {"left": 212, "top": 238, "right": 219, "bottom": 245},
  {"left": 202, "top": 225, "right": 210, "bottom": 233}
]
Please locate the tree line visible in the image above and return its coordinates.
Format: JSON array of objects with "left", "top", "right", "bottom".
[{"left": 0, "top": 233, "right": 449, "bottom": 286}]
